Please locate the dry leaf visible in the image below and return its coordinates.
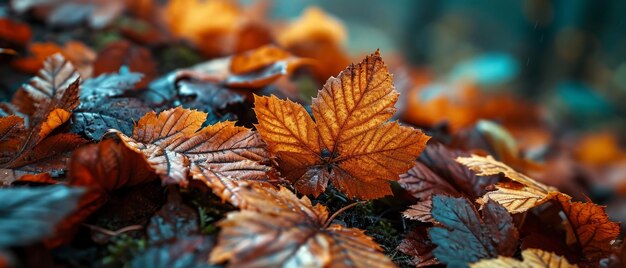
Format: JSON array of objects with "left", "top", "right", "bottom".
[
  {"left": 471, "top": 248, "right": 577, "bottom": 268},
  {"left": 457, "top": 154, "right": 560, "bottom": 213},
  {"left": 1, "top": 54, "right": 86, "bottom": 179},
  {"left": 555, "top": 194, "right": 620, "bottom": 261},
  {"left": 255, "top": 50, "right": 430, "bottom": 199},
  {"left": 46, "top": 139, "right": 156, "bottom": 247},
  {"left": 111, "top": 107, "right": 274, "bottom": 205},
  {"left": 210, "top": 185, "right": 395, "bottom": 268},
  {"left": 93, "top": 41, "right": 157, "bottom": 89}
]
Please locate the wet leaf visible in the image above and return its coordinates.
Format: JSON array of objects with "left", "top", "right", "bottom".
[
  {"left": 429, "top": 195, "right": 519, "bottom": 267},
  {"left": 11, "top": 0, "right": 125, "bottom": 29},
  {"left": 0, "top": 185, "right": 84, "bottom": 248},
  {"left": 210, "top": 185, "right": 395, "bottom": 268},
  {"left": 147, "top": 189, "right": 199, "bottom": 244},
  {"left": 131, "top": 236, "right": 215, "bottom": 268},
  {"left": 255, "top": 50, "right": 429, "bottom": 199}
]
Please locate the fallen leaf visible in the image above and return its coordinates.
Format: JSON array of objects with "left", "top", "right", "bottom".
[
  {"left": 1, "top": 54, "right": 86, "bottom": 177},
  {"left": 403, "top": 199, "right": 436, "bottom": 223},
  {"left": 72, "top": 68, "right": 150, "bottom": 140},
  {"left": 555, "top": 194, "right": 620, "bottom": 261},
  {"left": 457, "top": 154, "right": 560, "bottom": 213},
  {"left": 0, "top": 185, "right": 84, "bottom": 248},
  {"left": 210, "top": 185, "right": 395, "bottom": 268},
  {"left": 429, "top": 195, "right": 519, "bottom": 267},
  {"left": 399, "top": 161, "right": 459, "bottom": 200},
  {"left": 397, "top": 227, "right": 439, "bottom": 267},
  {"left": 255, "top": 50, "right": 429, "bottom": 199},
  {"left": 470, "top": 248, "right": 577, "bottom": 268},
  {"left": 46, "top": 139, "right": 156, "bottom": 247},
  {"left": 131, "top": 235, "right": 216, "bottom": 268},
  {"left": 93, "top": 41, "right": 157, "bottom": 89},
  {"left": 147, "top": 188, "right": 199, "bottom": 244},
  {"left": 111, "top": 107, "right": 274, "bottom": 205}
]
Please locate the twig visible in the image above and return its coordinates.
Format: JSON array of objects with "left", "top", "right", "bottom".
[
  {"left": 324, "top": 201, "right": 367, "bottom": 228},
  {"left": 82, "top": 224, "right": 144, "bottom": 237}
]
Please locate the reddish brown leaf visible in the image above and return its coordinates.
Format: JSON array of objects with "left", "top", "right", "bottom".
[
  {"left": 47, "top": 139, "right": 156, "bottom": 247},
  {"left": 210, "top": 185, "right": 395, "bottom": 268},
  {"left": 112, "top": 107, "right": 274, "bottom": 206},
  {"left": 0, "top": 18, "right": 32, "bottom": 47},
  {"left": 93, "top": 41, "right": 157, "bottom": 89},
  {"left": 397, "top": 227, "right": 439, "bottom": 267},
  {"left": 399, "top": 161, "right": 459, "bottom": 200},
  {"left": 403, "top": 199, "right": 436, "bottom": 223},
  {"left": 555, "top": 194, "right": 620, "bottom": 261}
]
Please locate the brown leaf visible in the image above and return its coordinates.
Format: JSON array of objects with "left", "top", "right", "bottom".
[
  {"left": 470, "top": 248, "right": 577, "bottom": 268},
  {"left": 112, "top": 107, "right": 273, "bottom": 205},
  {"left": 419, "top": 142, "right": 498, "bottom": 199},
  {"left": 93, "top": 41, "right": 157, "bottom": 89},
  {"left": 555, "top": 194, "right": 620, "bottom": 261},
  {"left": 399, "top": 161, "right": 459, "bottom": 200},
  {"left": 1, "top": 54, "right": 85, "bottom": 178},
  {"left": 403, "top": 199, "right": 436, "bottom": 223},
  {"left": 210, "top": 184, "right": 395, "bottom": 268},
  {"left": 46, "top": 139, "right": 156, "bottom": 247},
  {"left": 255, "top": 50, "right": 430, "bottom": 199},
  {"left": 397, "top": 227, "right": 439, "bottom": 267}
]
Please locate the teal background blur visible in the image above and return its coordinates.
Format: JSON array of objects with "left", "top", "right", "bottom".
[{"left": 258, "top": 0, "right": 626, "bottom": 135}]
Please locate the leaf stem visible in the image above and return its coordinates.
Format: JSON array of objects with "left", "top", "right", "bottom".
[{"left": 324, "top": 201, "right": 366, "bottom": 228}]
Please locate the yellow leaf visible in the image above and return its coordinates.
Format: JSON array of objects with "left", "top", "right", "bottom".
[{"left": 457, "top": 154, "right": 560, "bottom": 213}]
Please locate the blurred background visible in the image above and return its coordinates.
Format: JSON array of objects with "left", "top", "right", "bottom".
[{"left": 264, "top": 0, "right": 626, "bottom": 136}]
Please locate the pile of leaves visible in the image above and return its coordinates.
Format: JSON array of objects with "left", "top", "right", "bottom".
[{"left": 0, "top": 1, "right": 624, "bottom": 268}]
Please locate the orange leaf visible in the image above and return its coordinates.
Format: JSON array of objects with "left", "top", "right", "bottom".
[
  {"left": 210, "top": 184, "right": 395, "bottom": 268},
  {"left": 38, "top": 108, "right": 71, "bottom": 141},
  {"left": 471, "top": 248, "right": 576, "bottom": 268},
  {"left": 111, "top": 107, "right": 273, "bottom": 205},
  {"left": 255, "top": 50, "right": 430, "bottom": 199}
]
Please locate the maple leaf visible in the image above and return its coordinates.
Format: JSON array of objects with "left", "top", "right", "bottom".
[
  {"left": 111, "top": 106, "right": 275, "bottom": 205},
  {"left": 554, "top": 194, "right": 620, "bottom": 261},
  {"left": 255, "top": 50, "right": 430, "bottom": 199},
  {"left": 429, "top": 195, "right": 519, "bottom": 267},
  {"left": 470, "top": 248, "right": 577, "bottom": 268},
  {"left": 0, "top": 185, "right": 84, "bottom": 248},
  {"left": 457, "top": 154, "right": 560, "bottom": 213},
  {"left": 210, "top": 184, "right": 395, "bottom": 268}
]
